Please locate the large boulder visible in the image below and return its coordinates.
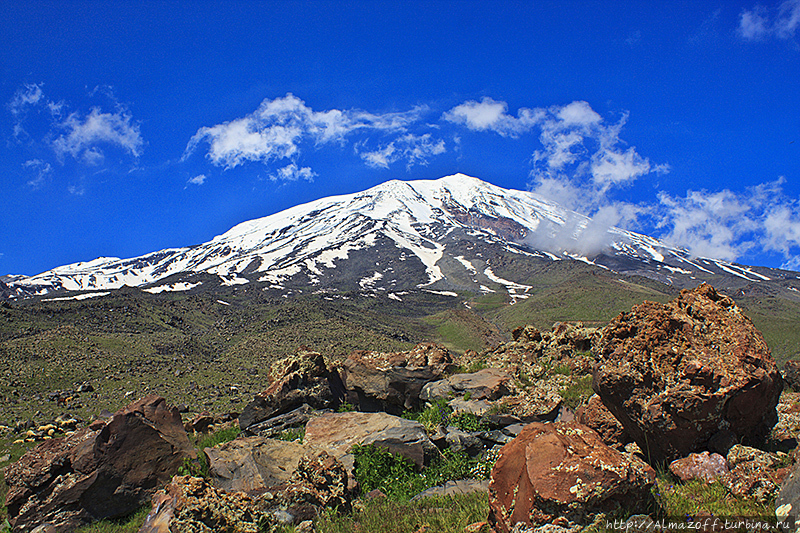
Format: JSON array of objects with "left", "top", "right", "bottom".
[
  {"left": 593, "top": 284, "right": 782, "bottom": 464},
  {"left": 575, "top": 394, "right": 630, "bottom": 450},
  {"left": 205, "top": 435, "right": 308, "bottom": 493},
  {"left": 420, "top": 368, "right": 512, "bottom": 402},
  {"left": 487, "top": 422, "right": 655, "bottom": 532},
  {"left": 343, "top": 342, "right": 455, "bottom": 413},
  {"left": 5, "top": 395, "right": 195, "bottom": 533},
  {"left": 481, "top": 323, "right": 600, "bottom": 421},
  {"left": 239, "top": 350, "right": 345, "bottom": 432},
  {"left": 271, "top": 450, "right": 351, "bottom": 522},
  {"left": 304, "top": 411, "right": 440, "bottom": 474}
]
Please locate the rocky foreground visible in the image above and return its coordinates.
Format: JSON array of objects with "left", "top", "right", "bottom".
[{"left": 4, "top": 284, "right": 800, "bottom": 532}]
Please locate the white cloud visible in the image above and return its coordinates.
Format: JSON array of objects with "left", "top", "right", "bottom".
[
  {"left": 23, "top": 159, "right": 52, "bottom": 189},
  {"left": 359, "top": 133, "right": 445, "bottom": 170},
  {"left": 657, "top": 189, "right": 757, "bottom": 260},
  {"left": 739, "top": 0, "right": 800, "bottom": 41},
  {"left": 777, "top": 0, "right": 800, "bottom": 38},
  {"left": 184, "top": 93, "right": 427, "bottom": 171},
  {"left": 528, "top": 101, "right": 664, "bottom": 218},
  {"left": 590, "top": 147, "right": 653, "bottom": 194},
  {"left": 188, "top": 174, "right": 207, "bottom": 185},
  {"left": 442, "top": 97, "right": 542, "bottom": 137},
  {"left": 764, "top": 204, "right": 800, "bottom": 255},
  {"left": 271, "top": 163, "right": 316, "bottom": 182},
  {"left": 8, "top": 83, "right": 44, "bottom": 117},
  {"left": 653, "top": 179, "right": 800, "bottom": 265},
  {"left": 52, "top": 107, "right": 144, "bottom": 162}
]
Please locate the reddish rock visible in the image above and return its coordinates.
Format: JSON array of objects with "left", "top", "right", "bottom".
[
  {"left": 783, "top": 360, "right": 800, "bottom": 391},
  {"left": 668, "top": 452, "right": 729, "bottom": 483},
  {"left": 487, "top": 422, "right": 655, "bottom": 532},
  {"left": 575, "top": 394, "right": 630, "bottom": 449},
  {"left": 276, "top": 450, "right": 351, "bottom": 520},
  {"left": 343, "top": 342, "right": 455, "bottom": 412},
  {"left": 5, "top": 395, "right": 194, "bottom": 533},
  {"left": 594, "top": 284, "right": 782, "bottom": 464},
  {"left": 723, "top": 444, "right": 788, "bottom": 504}
]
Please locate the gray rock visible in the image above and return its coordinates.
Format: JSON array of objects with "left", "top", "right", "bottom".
[
  {"left": 205, "top": 435, "right": 308, "bottom": 493},
  {"left": 304, "top": 411, "right": 441, "bottom": 470},
  {"left": 420, "top": 368, "right": 512, "bottom": 402},
  {"left": 412, "top": 478, "right": 490, "bottom": 500}
]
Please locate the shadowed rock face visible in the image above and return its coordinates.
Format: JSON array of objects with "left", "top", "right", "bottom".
[
  {"left": 239, "top": 350, "right": 345, "bottom": 432},
  {"left": 593, "top": 283, "right": 783, "bottom": 464},
  {"left": 343, "top": 342, "right": 455, "bottom": 413},
  {"left": 488, "top": 422, "right": 655, "bottom": 532},
  {"left": 4, "top": 395, "right": 195, "bottom": 533}
]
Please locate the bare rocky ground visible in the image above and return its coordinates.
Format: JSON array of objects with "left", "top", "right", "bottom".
[{"left": 4, "top": 284, "right": 800, "bottom": 533}]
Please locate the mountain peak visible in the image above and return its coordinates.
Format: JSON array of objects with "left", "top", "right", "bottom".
[{"left": 5, "top": 175, "right": 795, "bottom": 301}]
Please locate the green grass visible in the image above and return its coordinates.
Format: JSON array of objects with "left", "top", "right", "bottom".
[
  {"left": 74, "top": 507, "right": 150, "bottom": 533},
  {"left": 652, "top": 471, "right": 775, "bottom": 519},
  {"left": 314, "top": 491, "right": 490, "bottom": 533},
  {"left": 179, "top": 425, "right": 241, "bottom": 478},
  {"left": 352, "top": 444, "right": 493, "bottom": 502},
  {"left": 559, "top": 375, "right": 594, "bottom": 410}
]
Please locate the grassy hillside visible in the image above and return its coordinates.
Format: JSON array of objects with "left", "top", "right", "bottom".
[{"left": 2, "top": 263, "right": 799, "bottom": 433}]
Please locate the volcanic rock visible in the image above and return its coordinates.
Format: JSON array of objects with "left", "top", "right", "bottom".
[
  {"left": 273, "top": 450, "right": 351, "bottom": 521},
  {"left": 343, "top": 342, "right": 455, "bottom": 413},
  {"left": 723, "top": 444, "right": 789, "bottom": 504},
  {"left": 304, "top": 411, "right": 440, "bottom": 472},
  {"left": 239, "top": 350, "right": 345, "bottom": 432},
  {"left": 593, "top": 283, "right": 782, "bottom": 464},
  {"left": 5, "top": 395, "right": 194, "bottom": 533},
  {"left": 575, "top": 394, "right": 630, "bottom": 450},
  {"left": 205, "top": 435, "right": 307, "bottom": 493},
  {"left": 668, "top": 451, "right": 729, "bottom": 483},
  {"left": 784, "top": 360, "right": 800, "bottom": 392},
  {"left": 420, "top": 368, "right": 512, "bottom": 402},
  {"left": 487, "top": 421, "right": 655, "bottom": 533},
  {"left": 137, "top": 475, "right": 274, "bottom": 533}
]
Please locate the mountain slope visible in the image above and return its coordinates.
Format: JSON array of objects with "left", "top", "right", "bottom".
[{"left": 6, "top": 174, "right": 800, "bottom": 302}]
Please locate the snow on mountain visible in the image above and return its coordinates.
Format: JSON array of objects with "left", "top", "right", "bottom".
[{"left": 5, "top": 174, "right": 794, "bottom": 300}]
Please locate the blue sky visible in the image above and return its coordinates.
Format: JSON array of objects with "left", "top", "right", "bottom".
[{"left": 2, "top": 0, "right": 799, "bottom": 276}]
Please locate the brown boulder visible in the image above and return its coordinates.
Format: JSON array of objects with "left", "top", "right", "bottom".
[
  {"left": 784, "top": 360, "right": 800, "bottom": 391},
  {"left": 722, "top": 444, "right": 789, "bottom": 504},
  {"left": 343, "top": 342, "right": 455, "bottom": 413},
  {"left": 5, "top": 395, "right": 194, "bottom": 533},
  {"left": 594, "top": 284, "right": 782, "bottom": 464},
  {"left": 488, "top": 422, "right": 655, "bottom": 532},
  {"left": 239, "top": 350, "right": 345, "bottom": 432},
  {"left": 274, "top": 450, "right": 351, "bottom": 521},
  {"left": 575, "top": 394, "right": 630, "bottom": 449}
]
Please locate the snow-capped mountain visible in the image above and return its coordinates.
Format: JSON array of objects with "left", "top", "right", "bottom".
[{"left": 5, "top": 174, "right": 797, "bottom": 301}]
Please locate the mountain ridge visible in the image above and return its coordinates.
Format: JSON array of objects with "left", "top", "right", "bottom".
[{"left": 5, "top": 173, "right": 799, "bottom": 301}]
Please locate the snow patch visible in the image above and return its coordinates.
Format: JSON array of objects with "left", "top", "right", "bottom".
[
  {"left": 454, "top": 255, "right": 477, "bottom": 273},
  {"left": 424, "top": 290, "right": 458, "bottom": 297},
  {"left": 360, "top": 271, "right": 384, "bottom": 289},
  {"left": 43, "top": 292, "right": 110, "bottom": 302},
  {"left": 143, "top": 282, "right": 202, "bottom": 294}
]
